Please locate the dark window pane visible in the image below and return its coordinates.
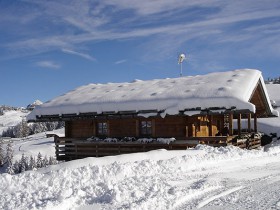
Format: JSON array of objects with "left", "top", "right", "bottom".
[
  {"left": 98, "top": 122, "right": 108, "bottom": 135},
  {"left": 140, "top": 120, "right": 152, "bottom": 136}
]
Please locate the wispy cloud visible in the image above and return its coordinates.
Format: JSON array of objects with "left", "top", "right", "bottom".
[
  {"left": 1, "top": 0, "right": 280, "bottom": 63},
  {"left": 115, "top": 59, "right": 127, "bottom": 65},
  {"left": 36, "top": 61, "right": 60, "bottom": 69},
  {"left": 61, "top": 48, "right": 96, "bottom": 61}
]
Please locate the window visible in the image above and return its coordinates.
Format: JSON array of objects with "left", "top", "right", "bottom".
[
  {"left": 140, "top": 120, "right": 152, "bottom": 136},
  {"left": 97, "top": 122, "right": 108, "bottom": 136}
]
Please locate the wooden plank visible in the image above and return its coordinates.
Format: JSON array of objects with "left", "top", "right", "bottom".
[
  {"left": 229, "top": 113, "right": 233, "bottom": 136},
  {"left": 248, "top": 113, "right": 251, "bottom": 132},
  {"left": 238, "top": 113, "right": 242, "bottom": 136},
  {"left": 254, "top": 114, "right": 258, "bottom": 132}
]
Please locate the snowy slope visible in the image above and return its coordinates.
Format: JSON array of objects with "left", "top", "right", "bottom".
[
  {"left": 0, "top": 110, "right": 29, "bottom": 135},
  {"left": 1, "top": 142, "right": 280, "bottom": 210},
  {"left": 266, "top": 84, "right": 280, "bottom": 106},
  {"left": 11, "top": 128, "right": 64, "bottom": 162}
]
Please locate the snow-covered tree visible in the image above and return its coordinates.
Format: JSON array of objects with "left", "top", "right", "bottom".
[
  {"left": 6, "top": 164, "right": 14, "bottom": 175},
  {"left": 13, "top": 160, "right": 20, "bottom": 174},
  {"left": 49, "top": 156, "right": 57, "bottom": 165},
  {"left": 2, "top": 127, "right": 15, "bottom": 138},
  {"left": 42, "top": 155, "right": 49, "bottom": 167},
  {"left": 14, "top": 120, "right": 30, "bottom": 138},
  {"left": 0, "top": 140, "right": 4, "bottom": 166},
  {"left": 5, "top": 142, "right": 13, "bottom": 166},
  {"left": 36, "top": 152, "right": 43, "bottom": 168},
  {"left": 19, "top": 154, "right": 28, "bottom": 173},
  {"left": 29, "top": 156, "right": 36, "bottom": 170}
]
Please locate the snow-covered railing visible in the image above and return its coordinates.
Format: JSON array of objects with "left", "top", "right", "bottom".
[{"left": 53, "top": 136, "right": 245, "bottom": 161}]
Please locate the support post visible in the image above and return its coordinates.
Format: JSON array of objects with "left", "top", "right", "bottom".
[
  {"left": 238, "top": 113, "right": 242, "bottom": 136},
  {"left": 209, "top": 115, "right": 213, "bottom": 136},
  {"left": 152, "top": 119, "right": 156, "bottom": 138},
  {"left": 248, "top": 113, "right": 251, "bottom": 133},
  {"left": 229, "top": 113, "right": 233, "bottom": 136},
  {"left": 135, "top": 119, "right": 139, "bottom": 138},
  {"left": 254, "top": 114, "right": 258, "bottom": 132}
]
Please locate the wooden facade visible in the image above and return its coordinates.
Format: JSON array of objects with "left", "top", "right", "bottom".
[{"left": 64, "top": 114, "right": 229, "bottom": 139}]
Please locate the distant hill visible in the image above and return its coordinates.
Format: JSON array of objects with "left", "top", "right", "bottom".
[
  {"left": 0, "top": 108, "right": 30, "bottom": 135},
  {"left": 265, "top": 76, "right": 280, "bottom": 84}
]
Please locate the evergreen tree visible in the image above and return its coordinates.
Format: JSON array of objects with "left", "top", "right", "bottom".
[
  {"left": 42, "top": 155, "right": 49, "bottom": 167},
  {"left": 6, "top": 142, "right": 13, "bottom": 166},
  {"left": 14, "top": 120, "right": 30, "bottom": 138},
  {"left": 49, "top": 156, "right": 57, "bottom": 165},
  {"left": 29, "top": 156, "right": 36, "bottom": 170},
  {"left": 36, "top": 152, "right": 43, "bottom": 168},
  {"left": 0, "top": 140, "right": 4, "bottom": 166},
  {"left": 19, "top": 154, "right": 27, "bottom": 173},
  {"left": 13, "top": 160, "right": 20, "bottom": 174},
  {"left": 6, "top": 164, "right": 14, "bottom": 175}
]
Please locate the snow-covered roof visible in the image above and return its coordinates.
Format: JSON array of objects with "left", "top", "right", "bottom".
[{"left": 27, "top": 69, "right": 278, "bottom": 121}]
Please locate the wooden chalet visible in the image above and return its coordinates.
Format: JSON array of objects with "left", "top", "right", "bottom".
[{"left": 27, "top": 69, "right": 279, "bottom": 160}]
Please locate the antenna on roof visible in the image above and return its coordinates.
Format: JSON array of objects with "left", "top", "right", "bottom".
[{"left": 178, "top": 53, "right": 186, "bottom": 77}]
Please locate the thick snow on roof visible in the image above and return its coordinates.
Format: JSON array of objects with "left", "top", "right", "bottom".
[{"left": 28, "top": 69, "right": 276, "bottom": 120}]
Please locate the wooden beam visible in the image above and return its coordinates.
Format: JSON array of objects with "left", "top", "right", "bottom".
[
  {"left": 152, "top": 119, "right": 156, "bottom": 137},
  {"left": 238, "top": 113, "right": 242, "bottom": 136},
  {"left": 229, "top": 113, "right": 233, "bottom": 136},
  {"left": 135, "top": 119, "right": 139, "bottom": 137},
  {"left": 247, "top": 113, "right": 251, "bottom": 132},
  {"left": 209, "top": 115, "right": 213, "bottom": 136},
  {"left": 254, "top": 114, "right": 258, "bottom": 132}
]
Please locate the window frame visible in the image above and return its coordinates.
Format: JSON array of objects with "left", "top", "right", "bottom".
[
  {"left": 97, "top": 121, "right": 108, "bottom": 137},
  {"left": 140, "top": 120, "right": 152, "bottom": 137}
]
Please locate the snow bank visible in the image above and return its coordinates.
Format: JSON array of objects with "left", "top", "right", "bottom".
[
  {"left": 1, "top": 142, "right": 280, "bottom": 210},
  {"left": 28, "top": 69, "right": 277, "bottom": 120}
]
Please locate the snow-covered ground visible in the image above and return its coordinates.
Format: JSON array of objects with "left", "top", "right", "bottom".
[
  {"left": 1, "top": 140, "right": 280, "bottom": 210},
  {"left": 11, "top": 128, "right": 64, "bottom": 162}
]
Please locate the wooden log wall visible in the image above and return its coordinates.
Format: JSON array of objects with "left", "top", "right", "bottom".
[
  {"left": 154, "top": 116, "right": 187, "bottom": 138},
  {"left": 65, "top": 114, "right": 228, "bottom": 140}
]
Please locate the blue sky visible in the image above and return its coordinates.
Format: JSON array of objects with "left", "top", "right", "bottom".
[{"left": 1, "top": 0, "right": 280, "bottom": 107}]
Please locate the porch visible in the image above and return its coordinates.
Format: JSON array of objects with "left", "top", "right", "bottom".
[{"left": 54, "top": 135, "right": 261, "bottom": 161}]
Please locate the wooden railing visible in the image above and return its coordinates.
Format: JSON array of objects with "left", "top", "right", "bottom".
[{"left": 54, "top": 135, "right": 257, "bottom": 161}]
